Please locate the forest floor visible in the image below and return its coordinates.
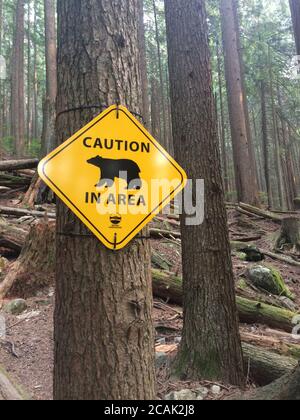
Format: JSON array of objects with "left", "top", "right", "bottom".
[{"left": 0, "top": 189, "right": 300, "bottom": 399}]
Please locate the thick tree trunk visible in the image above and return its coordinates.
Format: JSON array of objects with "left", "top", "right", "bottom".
[
  {"left": 54, "top": 0, "right": 155, "bottom": 400},
  {"left": 290, "top": 0, "right": 300, "bottom": 56},
  {"left": 220, "top": 0, "right": 260, "bottom": 206},
  {"left": 165, "top": 0, "right": 245, "bottom": 386}
]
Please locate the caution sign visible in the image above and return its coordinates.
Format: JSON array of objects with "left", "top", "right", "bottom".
[{"left": 38, "top": 105, "right": 187, "bottom": 250}]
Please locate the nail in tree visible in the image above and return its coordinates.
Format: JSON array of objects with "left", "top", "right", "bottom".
[
  {"left": 164, "top": 0, "right": 245, "bottom": 385},
  {"left": 54, "top": 0, "right": 155, "bottom": 400}
]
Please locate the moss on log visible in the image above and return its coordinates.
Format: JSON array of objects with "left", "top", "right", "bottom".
[{"left": 152, "top": 270, "right": 298, "bottom": 332}]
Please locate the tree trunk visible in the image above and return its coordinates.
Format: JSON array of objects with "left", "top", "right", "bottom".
[
  {"left": 54, "top": 0, "right": 155, "bottom": 400},
  {"left": 11, "top": 0, "right": 25, "bottom": 157},
  {"left": 0, "top": 0, "right": 3, "bottom": 150},
  {"left": 290, "top": 0, "right": 300, "bottom": 56},
  {"left": 31, "top": 0, "right": 38, "bottom": 141},
  {"left": 152, "top": 0, "right": 167, "bottom": 149},
  {"left": 261, "top": 80, "right": 273, "bottom": 209},
  {"left": 138, "top": 0, "right": 150, "bottom": 129},
  {"left": 268, "top": 46, "right": 284, "bottom": 210},
  {"left": 275, "top": 217, "right": 300, "bottom": 253},
  {"left": 42, "top": 0, "right": 57, "bottom": 156},
  {"left": 165, "top": 0, "right": 245, "bottom": 386},
  {"left": 0, "top": 220, "right": 56, "bottom": 300},
  {"left": 26, "top": 0, "right": 31, "bottom": 144},
  {"left": 220, "top": 0, "right": 260, "bottom": 207},
  {"left": 216, "top": 39, "right": 229, "bottom": 193},
  {"left": 151, "top": 77, "right": 161, "bottom": 142}
]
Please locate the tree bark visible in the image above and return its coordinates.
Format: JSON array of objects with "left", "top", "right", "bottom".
[
  {"left": 290, "top": 0, "right": 300, "bottom": 56},
  {"left": 151, "top": 77, "right": 161, "bottom": 142},
  {"left": 138, "top": 0, "right": 150, "bottom": 129},
  {"left": 261, "top": 80, "right": 273, "bottom": 209},
  {"left": 216, "top": 39, "right": 229, "bottom": 193},
  {"left": 220, "top": 0, "right": 260, "bottom": 206},
  {"left": 152, "top": 0, "right": 167, "bottom": 149},
  {"left": 242, "top": 343, "right": 297, "bottom": 386},
  {"left": 0, "top": 220, "right": 56, "bottom": 300},
  {"left": 42, "top": 0, "right": 57, "bottom": 155},
  {"left": 54, "top": 0, "right": 155, "bottom": 400},
  {"left": 11, "top": 0, "right": 25, "bottom": 157},
  {"left": 275, "top": 217, "right": 300, "bottom": 252},
  {"left": 165, "top": 0, "right": 245, "bottom": 386}
]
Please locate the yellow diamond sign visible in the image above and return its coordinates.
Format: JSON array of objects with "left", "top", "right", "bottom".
[{"left": 38, "top": 105, "right": 187, "bottom": 250}]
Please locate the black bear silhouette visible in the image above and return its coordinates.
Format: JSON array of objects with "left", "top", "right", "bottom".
[{"left": 87, "top": 155, "right": 142, "bottom": 189}]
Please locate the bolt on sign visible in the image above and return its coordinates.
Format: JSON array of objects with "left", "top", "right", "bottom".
[{"left": 38, "top": 105, "right": 187, "bottom": 250}]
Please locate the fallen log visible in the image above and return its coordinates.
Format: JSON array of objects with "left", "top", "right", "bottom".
[
  {"left": 0, "top": 205, "right": 56, "bottom": 219},
  {"left": 0, "top": 174, "right": 31, "bottom": 189},
  {"left": 0, "top": 367, "right": 23, "bottom": 400},
  {"left": 243, "top": 363, "right": 300, "bottom": 400},
  {"left": 0, "top": 159, "right": 39, "bottom": 172},
  {"left": 240, "top": 331, "right": 300, "bottom": 360},
  {"left": 0, "top": 219, "right": 28, "bottom": 255},
  {"left": 155, "top": 341, "right": 296, "bottom": 387},
  {"left": 152, "top": 270, "right": 298, "bottom": 332},
  {"left": 242, "top": 343, "right": 297, "bottom": 386},
  {"left": 150, "top": 228, "right": 181, "bottom": 239},
  {"left": 239, "top": 203, "right": 283, "bottom": 223},
  {"left": 263, "top": 249, "right": 300, "bottom": 267}
]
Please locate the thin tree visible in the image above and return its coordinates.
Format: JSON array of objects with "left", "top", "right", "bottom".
[
  {"left": 138, "top": 0, "right": 150, "bottom": 128},
  {"left": 164, "top": 0, "right": 245, "bottom": 385},
  {"left": 220, "top": 0, "right": 260, "bottom": 206},
  {"left": 289, "top": 0, "right": 300, "bottom": 55},
  {"left": 216, "top": 39, "right": 229, "bottom": 193},
  {"left": 31, "top": 0, "right": 38, "bottom": 141},
  {"left": 260, "top": 80, "right": 273, "bottom": 209},
  {"left": 54, "top": 0, "right": 155, "bottom": 400},
  {"left": 11, "top": 0, "right": 25, "bottom": 157},
  {"left": 152, "top": 0, "right": 167, "bottom": 149},
  {"left": 42, "top": 0, "right": 57, "bottom": 155},
  {"left": 0, "top": 0, "right": 3, "bottom": 148}
]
